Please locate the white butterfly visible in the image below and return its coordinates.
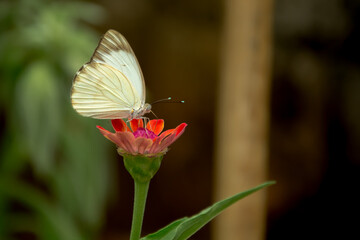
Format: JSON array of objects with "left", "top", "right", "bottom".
[{"left": 71, "top": 29, "right": 151, "bottom": 119}]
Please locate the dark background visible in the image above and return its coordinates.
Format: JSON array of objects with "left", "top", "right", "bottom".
[{"left": 0, "top": 0, "right": 359, "bottom": 239}]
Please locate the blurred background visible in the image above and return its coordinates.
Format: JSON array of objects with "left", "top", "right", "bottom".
[{"left": 0, "top": 0, "right": 359, "bottom": 239}]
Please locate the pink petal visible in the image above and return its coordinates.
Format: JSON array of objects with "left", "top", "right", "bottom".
[
  {"left": 154, "top": 133, "right": 177, "bottom": 153},
  {"left": 133, "top": 137, "right": 153, "bottom": 154},
  {"left": 157, "top": 129, "right": 175, "bottom": 143},
  {"left": 103, "top": 132, "right": 126, "bottom": 151},
  {"left": 115, "top": 132, "right": 136, "bottom": 154},
  {"left": 148, "top": 136, "right": 163, "bottom": 154}
]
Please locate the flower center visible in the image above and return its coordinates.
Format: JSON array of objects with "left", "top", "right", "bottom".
[{"left": 133, "top": 128, "right": 157, "bottom": 140}]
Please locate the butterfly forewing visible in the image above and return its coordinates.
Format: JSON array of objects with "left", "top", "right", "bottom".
[
  {"left": 91, "top": 30, "right": 145, "bottom": 104},
  {"left": 71, "top": 29, "right": 147, "bottom": 119},
  {"left": 71, "top": 62, "right": 142, "bottom": 119}
]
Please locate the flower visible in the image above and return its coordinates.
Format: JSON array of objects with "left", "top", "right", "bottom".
[{"left": 97, "top": 119, "right": 187, "bottom": 156}]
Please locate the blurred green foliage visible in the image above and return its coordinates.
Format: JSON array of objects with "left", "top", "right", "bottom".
[{"left": 0, "top": 0, "right": 113, "bottom": 239}]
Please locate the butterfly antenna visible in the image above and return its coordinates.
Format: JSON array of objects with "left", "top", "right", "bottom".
[
  {"left": 149, "top": 97, "right": 184, "bottom": 119},
  {"left": 151, "top": 97, "right": 185, "bottom": 105},
  {"left": 151, "top": 97, "right": 172, "bottom": 105}
]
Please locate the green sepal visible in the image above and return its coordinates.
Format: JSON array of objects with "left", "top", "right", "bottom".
[
  {"left": 141, "top": 181, "right": 276, "bottom": 240},
  {"left": 121, "top": 153, "right": 163, "bottom": 182}
]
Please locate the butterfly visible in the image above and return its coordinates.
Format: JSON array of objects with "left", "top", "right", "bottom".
[{"left": 71, "top": 29, "right": 151, "bottom": 120}]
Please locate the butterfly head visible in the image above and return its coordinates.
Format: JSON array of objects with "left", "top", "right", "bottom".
[{"left": 130, "top": 103, "right": 152, "bottom": 119}]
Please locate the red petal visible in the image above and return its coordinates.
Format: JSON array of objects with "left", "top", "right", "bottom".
[
  {"left": 156, "top": 133, "right": 177, "bottom": 152},
  {"left": 96, "top": 125, "right": 110, "bottom": 133},
  {"left": 97, "top": 126, "right": 113, "bottom": 137},
  {"left": 146, "top": 119, "right": 164, "bottom": 135},
  {"left": 158, "top": 128, "right": 175, "bottom": 140},
  {"left": 97, "top": 125, "right": 112, "bottom": 140},
  {"left": 130, "top": 119, "right": 143, "bottom": 132},
  {"left": 112, "top": 119, "right": 129, "bottom": 132},
  {"left": 149, "top": 123, "right": 187, "bottom": 153},
  {"left": 175, "top": 123, "right": 187, "bottom": 136},
  {"left": 159, "top": 123, "right": 187, "bottom": 146}
]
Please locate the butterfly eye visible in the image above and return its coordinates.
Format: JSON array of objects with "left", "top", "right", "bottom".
[{"left": 144, "top": 103, "right": 152, "bottom": 112}]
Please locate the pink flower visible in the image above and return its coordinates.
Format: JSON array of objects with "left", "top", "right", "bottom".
[{"left": 97, "top": 119, "right": 187, "bottom": 156}]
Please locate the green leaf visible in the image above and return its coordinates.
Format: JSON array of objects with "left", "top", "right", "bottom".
[
  {"left": 15, "top": 61, "right": 61, "bottom": 176},
  {"left": 0, "top": 177, "right": 83, "bottom": 240},
  {"left": 141, "top": 181, "right": 275, "bottom": 240},
  {"left": 53, "top": 118, "right": 111, "bottom": 232},
  {"left": 141, "top": 218, "right": 188, "bottom": 240}
]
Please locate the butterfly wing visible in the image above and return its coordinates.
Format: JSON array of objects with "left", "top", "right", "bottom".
[
  {"left": 91, "top": 29, "right": 146, "bottom": 104},
  {"left": 71, "top": 29, "right": 146, "bottom": 119},
  {"left": 71, "top": 62, "right": 142, "bottom": 119}
]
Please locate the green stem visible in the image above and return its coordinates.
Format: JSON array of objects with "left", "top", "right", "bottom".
[{"left": 130, "top": 180, "right": 150, "bottom": 240}]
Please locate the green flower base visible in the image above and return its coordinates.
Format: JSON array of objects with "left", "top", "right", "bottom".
[{"left": 121, "top": 153, "right": 163, "bottom": 183}]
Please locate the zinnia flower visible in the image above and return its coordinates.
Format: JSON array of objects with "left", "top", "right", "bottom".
[{"left": 97, "top": 119, "right": 187, "bottom": 156}]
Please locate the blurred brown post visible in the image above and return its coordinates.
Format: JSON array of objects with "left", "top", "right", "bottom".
[{"left": 213, "top": 0, "right": 273, "bottom": 240}]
